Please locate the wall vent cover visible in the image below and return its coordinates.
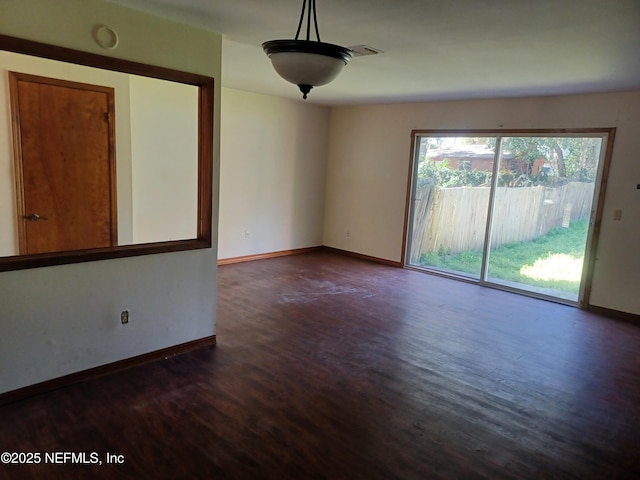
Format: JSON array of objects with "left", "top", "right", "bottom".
[{"left": 348, "top": 45, "right": 383, "bottom": 57}]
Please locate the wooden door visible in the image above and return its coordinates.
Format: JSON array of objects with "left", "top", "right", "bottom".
[{"left": 9, "top": 72, "right": 117, "bottom": 255}]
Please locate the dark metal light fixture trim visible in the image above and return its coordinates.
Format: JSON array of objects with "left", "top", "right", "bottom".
[
  {"left": 262, "top": 39, "right": 352, "bottom": 60},
  {"left": 262, "top": 0, "right": 352, "bottom": 99}
]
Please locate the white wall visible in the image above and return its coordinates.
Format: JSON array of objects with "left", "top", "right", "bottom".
[
  {"left": 0, "top": 61, "right": 17, "bottom": 255},
  {"left": 129, "top": 75, "right": 198, "bottom": 243},
  {"left": 324, "top": 91, "right": 640, "bottom": 315},
  {"left": 0, "top": 0, "right": 221, "bottom": 395},
  {"left": 218, "top": 88, "right": 329, "bottom": 259}
]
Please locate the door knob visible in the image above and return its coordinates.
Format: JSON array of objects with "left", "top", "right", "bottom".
[{"left": 23, "top": 213, "right": 48, "bottom": 221}]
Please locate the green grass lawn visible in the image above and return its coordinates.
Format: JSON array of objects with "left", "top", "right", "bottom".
[{"left": 420, "top": 220, "right": 589, "bottom": 294}]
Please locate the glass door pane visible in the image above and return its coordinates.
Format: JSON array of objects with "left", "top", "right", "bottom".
[
  {"left": 484, "top": 136, "right": 605, "bottom": 302},
  {"left": 407, "top": 136, "right": 496, "bottom": 279}
]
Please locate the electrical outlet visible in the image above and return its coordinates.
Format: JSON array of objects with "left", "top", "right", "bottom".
[
  {"left": 244, "top": 230, "right": 250, "bottom": 238},
  {"left": 613, "top": 209, "right": 623, "bottom": 221},
  {"left": 346, "top": 230, "right": 351, "bottom": 237},
  {"left": 121, "top": 310, "right": 129, "bottom": 324}
]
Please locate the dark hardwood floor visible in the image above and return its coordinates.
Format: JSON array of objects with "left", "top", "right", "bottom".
[{"left": 1, "top": 251, "right": 640, "bottom": 479}]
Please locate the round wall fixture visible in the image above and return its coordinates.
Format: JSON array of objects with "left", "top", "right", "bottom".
[{"left": 93, "top": 25, "right": 119, "bottom": 50}]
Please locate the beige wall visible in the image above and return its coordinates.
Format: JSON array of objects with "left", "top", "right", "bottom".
[
  {"left": 324, "top": 92, "right": 640, "bottom": 315},
  {"left": 129, "top": 76, "right": 199, "bottom": 243},
  {"left": 218, "top": 88, "right": 329, "bottom": 259},
  {"left": 0, "top": 0, "right": 221, "bottom": 394}
]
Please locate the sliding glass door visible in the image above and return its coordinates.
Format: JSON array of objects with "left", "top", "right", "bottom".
[
  {"left": 408, "top": 136, "right": 494, "bottom": 280},
  {"left": 406, "top": 130, "right": 612, "bottom": 305}
]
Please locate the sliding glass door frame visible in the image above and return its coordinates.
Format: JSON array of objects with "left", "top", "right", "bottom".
[{"left": 403, "top": 128, "right": 616, "bottom": 308}]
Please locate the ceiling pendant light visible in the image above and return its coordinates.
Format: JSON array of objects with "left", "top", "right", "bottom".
[{"left": 262, "top": 0, "right": 352, "bottom": 99}]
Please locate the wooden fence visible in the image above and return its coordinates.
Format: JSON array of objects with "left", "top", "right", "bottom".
[{"left": 409, "top": 182, "right": 595, "bottom": 263}]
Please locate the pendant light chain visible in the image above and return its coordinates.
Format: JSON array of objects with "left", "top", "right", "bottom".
[{"left": 294, "top": 0, "right": 321, "bottom": 42}]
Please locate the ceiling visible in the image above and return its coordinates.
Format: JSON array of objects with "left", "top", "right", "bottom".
[{"left": 107, "top": 0, "right": 640, "bottom": 106}]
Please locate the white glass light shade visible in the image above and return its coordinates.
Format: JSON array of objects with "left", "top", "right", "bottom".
[
  {"left": 268, "top": 51, "right": 347, "bottom": 87},
  {"left": 263, "top": 40, "right": 352, "bottom": 98}
]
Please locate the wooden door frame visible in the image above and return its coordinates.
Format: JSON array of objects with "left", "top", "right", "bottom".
[{"left": 9, "top": 71, "right": 118, "bottom": 254}]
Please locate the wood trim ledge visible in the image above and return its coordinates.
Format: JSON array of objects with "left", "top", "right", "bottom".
[
  {"left": 218, "top": 246, "right": 321, "bottom": 265},
  {"left": 588, "top": 305, "right": 640, "bottom": 324},
  {"left": 0, "top": 335, "right": 216, "bottom": 405},
  {"left": 321, "top": 246, "right": 403, "bottom": 268}
]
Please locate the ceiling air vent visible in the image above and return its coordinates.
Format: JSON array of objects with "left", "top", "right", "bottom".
[{"left": 347, "top": 45, "right": 383, "bottom": 57}]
